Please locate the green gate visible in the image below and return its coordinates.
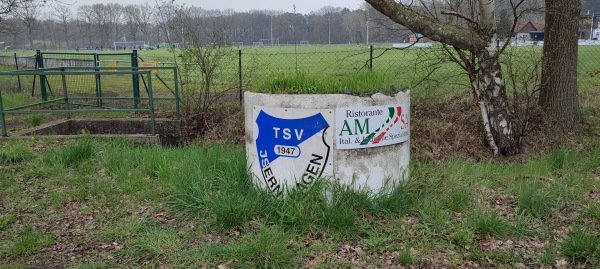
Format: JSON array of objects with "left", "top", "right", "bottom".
[
  {"left": 35, "top": 50, "right": 141, "bottom": 108},
  {"left": 0, "top": 65, "right": 180, "bottom": 137}
]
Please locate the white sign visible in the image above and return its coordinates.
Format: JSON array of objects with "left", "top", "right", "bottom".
[
  {"left": 252, "top": 106, "right": 334, "bottom": 196},
  {"left": 336, "top": 104, "right": 409, "bottom": 149}
]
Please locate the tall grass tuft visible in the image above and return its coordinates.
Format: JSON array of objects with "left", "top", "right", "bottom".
[
  {"left": 268, "top": 180, "right": 330, "bottom": 233},
  {"left": 256, "top": 71, "right": 407, "bottom": 96},
  {"left": 58, "top": 138, "right": 96, "bottom": 167},
  {"left": 370, "top": 176, "right": 418, "bottom": 216},
  {"left": 561, "top": 228, "right": 600, "bottom": 265},
  {"left": 1, "top": 92, "right": 36, "bottom": 109},
  {"left": 131, "top": 228, "right": 182, "bottom": 260},
  {"left": 547, "top": 148, "right": 568, "bottom": 171},
  {"left": 169, "top": 143, "right": 418, "bottom": 233},
  {"left": 29, "top": 115, "right": 44, "bottom": 127},
  {"left": 0, "top": 141, "right": 35, "bottom": 164},
  {"left": 515, "top": 179, "right": 563, "bottom": 219},
  {"left": 468, "top": 209, "right": 510, "bottom": 237},
  {"left": 169, "top": 144, "right": 265, "bottom": 229},
  {"left": 6, "top": 227, "right": 54, "bottom": 256},
  {"left": 227, "top": 225, "right": 298, "bottom": 268},
  {"left": 396, "top": 246, "right": 415, "bottom": 265}
]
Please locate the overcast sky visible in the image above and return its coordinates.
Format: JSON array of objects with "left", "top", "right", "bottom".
[{"left": 70, "top": 0, "right": 365, "bottom": 14}]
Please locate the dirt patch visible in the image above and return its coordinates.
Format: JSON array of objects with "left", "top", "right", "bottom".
[{"left": 181, "top": 105, "right": 244, "bottom": 144}]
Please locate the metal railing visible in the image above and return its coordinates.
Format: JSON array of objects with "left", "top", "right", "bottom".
[{"left": 0, "top": 66, "right": 180, "bottom": 137}]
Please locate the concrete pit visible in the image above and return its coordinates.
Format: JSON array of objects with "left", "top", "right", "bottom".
[{"left": 5, "top": 118, "right": 181, "bottom": 146}]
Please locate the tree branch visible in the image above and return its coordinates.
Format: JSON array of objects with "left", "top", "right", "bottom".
[
  {"left": 364, "top": 0, "right": 486, "bottom": 50},
  {"left": 440, "top": 10, "right": 478, "bottom": 25}
]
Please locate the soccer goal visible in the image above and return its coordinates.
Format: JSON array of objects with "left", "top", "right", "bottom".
[
  {"left": 299, "top": 41, "right": 310, "bottom": 46},
  {"left": 113, "top": 41, "right": 147, "bottom": 50},
  {"left": 260, "top": 38, "right": 279, "bottom": 47},
  {"left": 253, "top": 41, "right": 264, "bottom": 47},
  {"left": 232, "top": 42, "right": 244, "bottom": 48}
]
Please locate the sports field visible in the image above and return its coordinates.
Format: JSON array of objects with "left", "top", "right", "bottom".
[{"left": 0, "top": 43, "right": 599, "bottom": 100}]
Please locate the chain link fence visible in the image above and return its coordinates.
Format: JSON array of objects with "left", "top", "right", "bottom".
[{"left": 1, "top": 44, "right": 599, "bottom": 104}]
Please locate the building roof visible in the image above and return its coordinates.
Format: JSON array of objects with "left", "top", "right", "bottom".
[{"left": 514, "top": 21, "right": 545, "bottom": 33}]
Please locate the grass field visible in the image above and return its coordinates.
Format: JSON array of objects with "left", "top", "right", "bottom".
[
  {"left": 2, "top": 44, "right": 599, "bottom": 95},
  {"left": 1, "top": 44, "right": 598, "bottom": 124},
  {"left": 0, "top": 132, "right": 599, "bottom": 267},
  {"left": 1, "top": 43, "right": 600, "bottom": 267}
]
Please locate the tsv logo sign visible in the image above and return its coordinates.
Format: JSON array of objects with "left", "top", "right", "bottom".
[{"left": 252, "top": 106, "right": 334, "bottom": 196}]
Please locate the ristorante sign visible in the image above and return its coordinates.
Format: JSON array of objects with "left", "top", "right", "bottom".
[{"left": 336, "top": 104, "right": 410, "bottom": 150}]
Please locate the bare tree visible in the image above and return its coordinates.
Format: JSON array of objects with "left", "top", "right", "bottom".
[
  {"left": 80, "top": 3, "right": 123, "bottom": 48},
  {"left": 1, "top": 0, "right": 38, "bottom": 22},
  {"left": 364, "top": 0, "right": 543, "bottom": 156},
  {"left": 76, "top": 6, "right": 94, "bottom": 47},
  {"left": 52, "top": 3, "right": 72, "bottom": 49},
  {"left": 123, "top": 4, "right": 140, "bottom": 41},
  {"left": 105, "top": 3, "right": 124, "bottom": 44},
  {"left": 156, "top": 1, "right": 237, "bottom": 136},
  {"left": 342, "top": 11, "right": 363, "bottom": 44},
  {"left": 314, "top": 6, "right": 343, "bottom": 44},
  {"left": 14, "top": 1, "right": 40, "bottom": 48},
  {"left": 136, "top": 3, "right": 154, "bottom": 45},
  {"left": 41, "top": 14, "right": 58, "bottom": 48},
  {"left": 1, "top": 17, "right": 21, "bottom": 48},
  {"left": 79, "top": 4, "right": 109, "bottom": 47}
]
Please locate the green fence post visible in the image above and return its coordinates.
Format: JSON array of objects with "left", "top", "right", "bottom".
[
  {"left": 94, "top": 53, "right": 103, "bottom": 107},
  {"left": 369, "top": 45, "right": 373, "bottom": 71},
  {"left": 147, "top": 72, "right": 156, "bottom": 135},
  {"left": 173, "top": 68, "right": 180, "bottom": 120},
  {"left": 0, "top": 86, "right": 7, "bottom": 136},
  {"left": 36, "top": 50, "right": 48, "bottom": 101},
  {"left": 13, "top": 53, "right": 22, "bottom": 91},
  {"left": 239, "top": 49, "right": 243, "bottom": 105},
  {"left": 60, "top": 67, "right": 71, "bottom": 119},
  {"left": 131, "top": 50, "right": 140, "bottom": 109}
]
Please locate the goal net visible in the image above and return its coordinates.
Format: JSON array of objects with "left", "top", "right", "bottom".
[
  {"left": 299, "top": 41, "right": 310, "bottom": 46},
  {"left": 232, "top": 42, "right": 244, "bottom": 48},
  {"left": 113, "top": 41, "right": 147, "bottom": 50},
  {"left": 260, "top": 38, "right": 279, "bottom": 47}
]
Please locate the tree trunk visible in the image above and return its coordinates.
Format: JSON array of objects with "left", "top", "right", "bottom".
[
  {"left": 64, "top": 29, "right": 70, "bottom": 49},
  {"left": 539, "top": 0, "right": 583, "bottom": 129},
  {"left": 477, "top": 43, "right": 518, "bottom": 156}
]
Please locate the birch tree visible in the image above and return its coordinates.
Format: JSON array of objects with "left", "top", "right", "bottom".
[{"left": 364, "top": 0, "right": 540, "bottom": 156}]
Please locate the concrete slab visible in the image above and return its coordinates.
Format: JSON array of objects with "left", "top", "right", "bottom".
[{"left": 3, "top": 118, "right": 181, "bottom": 146}]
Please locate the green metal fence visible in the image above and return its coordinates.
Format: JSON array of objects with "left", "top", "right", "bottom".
[
  {"left": 0, "top": 66, "right": 180, "bottom": 137},
  {"left": 35, "top": 50, "right": 142, "bottom": 103},
  {"left": 0, "top": 44, "right": 598, "bottom": 105}
]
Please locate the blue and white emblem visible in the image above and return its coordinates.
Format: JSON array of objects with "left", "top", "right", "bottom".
[{"left": 252, "top": 106, "right": 334, "bottom": 195}]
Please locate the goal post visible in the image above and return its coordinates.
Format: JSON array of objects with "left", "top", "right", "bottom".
[
  {"left": 259, "top": 38, "right": 279, "bottom": 47},
  {"left": 113, "top": 41, "right": 148, "bottom": 50}
]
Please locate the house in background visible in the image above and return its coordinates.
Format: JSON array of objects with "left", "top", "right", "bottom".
[
  {"left": 513, "top": 21, "right": 545, "bottom": 42},
  {"left": 408, "top": 33, "right": 425, "bottom": 43},
  {"left": 579, "top": 13, "right": 600, "bottom": 40}
]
